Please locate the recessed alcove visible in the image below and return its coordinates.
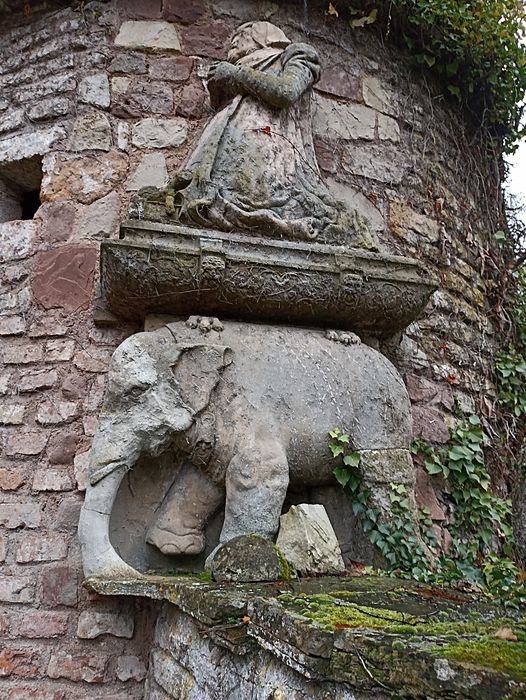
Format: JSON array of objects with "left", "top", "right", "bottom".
[{"left": 0, "top": 154, "right": 42, "bottom": 223}]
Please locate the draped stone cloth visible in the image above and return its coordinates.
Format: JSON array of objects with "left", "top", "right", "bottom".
[{"left": 168, "top": 22, "right": 376, "bottom": 248}]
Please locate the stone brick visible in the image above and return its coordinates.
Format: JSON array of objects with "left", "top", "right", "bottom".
[
  {"left": 41, "top": 152, "right": 128, "bottom": 205},
  {"left": 78, "top": 73, "right": 111, "bottom": 109},
  {"left": 73, "top": 346, "right": 112, "bottom": 372},
  {"left": 14, "top": 610, "right": 69, "bottom": 638},
  {"left": 115, "top": 20, "right": 181, "bottom": 52},
  {"left": 0, "top": 126, "right": 66, "bottom": 166},
  {"left": 83, "top": 414, "right": 98, "bottom": 436},
  {"left": 0, "top": 316, "right": 26, "bottom": 335},
  {"left": 53, "top": 497, "right": 82, "bottom": 533},
  {"left": 7, "top": 689, "right": 65, "bottom": 700},
  {"left": 115, "top": 655, "right": 146, "bottom": 682},
  {"left": 149, "top": 56, "right": 193, "bottom": 81},
  {"left": 76, "top": 191, "right": 120, "bottom": 239},
  {"left": 73, "top": 450, "right": 90, "bottom": 490},
  {"left": 117, "top": 0, "right": 161, "bottom": 19},
  {"left": 0, "top": 535, "right": 6, "bottom": 561},
  {"left": 5, "top": 432, "right": 48, "bottom": 456},
  {"left": 315, "top": 67, "right": 361, "bottom": 101},
  {"left": 0, "top": 468, "right": 25, "bottom": 490},
  {"left": 415, "top": 467, "right": 446, "bottom": 521},
  {"left": 126, "top": 152, "right": 168, "bottom": 191},
  {"left": 0, "top": 404, "right": 25, "bottom": 424},
  {"left": 313, "top": 137, "right": 340, "bottom": 174},
  {"left": 117, "top": 121, "right": 130, "bottom": 150},
  {"left": 32, "top": 469, "right": 74, "bottom": 492},
  {"left": 175, "top": 82, "right": 205, "bottom": 119},
  {"left": 405, "top": 374, "right": 440, "bottom": 403},
  {"left": 47, "top": 428, "right": 81, "bottom": 465},
  {"left": 132, "top": 117, "right": 187, "bottom": 148},
  {"left": 85, "top": 373, "right": 107, "bottom": 410},
  {"left": 0, "top": 108, "right": 25, "bottom": 134},
  {"left": 19, "top": 369, "right": 59, "bottom": 393},
  {"left": 69, "top": 112, "right": 112, "bottom": 151},
  {"left": 77, "top": 611, "right": 134, "bottom": 639},
  {"left": 0, "top": 648, "right": 40, "bottom": 678},
  {"left": 412, "top": 406, "right": 450, "bottom": 444},
  {"left": 362, "top": 75, "right": 397, "bottom": 116},
  {"left": 313, "top": 95, "right": 378, "bottom": 141},
  {"left": 112, "top": 81, "right": 174, "bottom": 117},
  {"left": 47, "top": 653, "right": 107, "bottom": 683},
  {"left": 0, "top": 370, "right": 11, "bottom": 394},
  {"left": 45, "top": 339, "right": 76, "bottom": 362},
  {"left": 0, "top": 221, "right": 36, "bottom": 262},
  {"left": 0, "top": 504, "right": 42, "bottom": 528},
  {"left": 40, "top": 564, "right": 78, "bottom": 606},
  {"left": 27, "top": 96, "right": 70, "bottom": 121},
  {"left": 326, "top": 179, "right": 385, "bottom": 233},
  {"left": 108, "top": 52, "right": 148, "bottom": 74},
  {"left": 16, "top": 533, "right": 68, "bottom": 562},
  {"left": 181, "top": 23, "right": 230, "bottom": 59},
  {"left": 36, "top": 400, "right": 80, "bottom": 425},
  {"left": 389, "top": 200, "right": 440, "bottom": 243},
  {"left": 32, "top": 245, "right": 98, "bottom": 312},
  {"left": 378, "top": 113, "right": 400, "bottom": 142},
  {"left": 342, "top": 143, "right": 405, "bottom": 184},
  {"left": 0, "top": 288, "right": 31, "bottom": 316},
  {"left": 2, "top": 342, "right": 43, "bottom": 364},
  {"left": 0, "top": 576, "right": 34, "bottom": 603},
  {"left": 35, "top": 201, "right": 77, "bottom": 246}
]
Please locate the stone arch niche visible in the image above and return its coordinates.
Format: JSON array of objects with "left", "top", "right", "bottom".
[{"left": 0, "top": 1, "right": 513, "bottom": 699}]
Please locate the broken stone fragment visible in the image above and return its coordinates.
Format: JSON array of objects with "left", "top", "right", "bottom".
[
  {"left": 276, "top": 504, "right": 345, "bottom": 576},
  {"left": 210, "top": 535, "right": 292, "bottom": 583}
]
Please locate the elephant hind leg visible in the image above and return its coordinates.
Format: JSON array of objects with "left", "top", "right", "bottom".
[
  {"left": 220, "top": 436, "right": 289, "bottom": 544},
  {"left": 146, "top": 464, "right": 223, "bottom": 556}
]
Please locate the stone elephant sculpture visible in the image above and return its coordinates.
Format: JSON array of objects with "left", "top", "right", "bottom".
[{"left": 78, "top": 319, "right": 414, "bottom": 579}]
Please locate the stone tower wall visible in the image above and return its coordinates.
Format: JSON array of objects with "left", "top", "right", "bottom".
[{"left": 0, "top": 0, "right": 500, "bottom": 697}]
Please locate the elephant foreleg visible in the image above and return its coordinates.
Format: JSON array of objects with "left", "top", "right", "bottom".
[
  {"left": 78, "top": 466, "right": 143, "bottom": 579},
  {"left": 146, "top": 464, "right": 223, "bottom": 555},
  {"left": 220, "top": 436, "right": 289, "bottom": 544}
]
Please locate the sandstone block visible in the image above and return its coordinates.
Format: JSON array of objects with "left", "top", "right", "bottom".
[
  {"left": 131, "top": 117, "right": 187, "bottom": 148},
  {"left": 0, "top": 504, "right": 41, "bottom": 528},
  {"left": 83, "top": 414, "right": 98, "bottom": 436},
  {"left": 378, "top": 113, "right": 401, "bottom": 142},
  {"left": 175, "top": 82, "right": 205, "bottom": 119},
  {"left": 32, "top": 469, "right": 73, "bottom": 492},
  {"left": 326, "top": 179, "right": 384, "bottom": 232},
  {"left": 27, "top": 97, "right": 70, "bottom": 121},
  {"left": 40, "top": 564, "right": 78, "bottom": 606},
  {"left": 77, "top": 610, "right": 134, "bottom": 639},
  {"left": 115, "top": 655, "right": 147, "bottom": 682},
  {"left": 0, "top": 648, "right": 40, "bottom": 678},
  {"left": 181, "top": 23, "right": 229, "bottom": 58},
  {"left": 276, "top": 504, "right": 345, "bottom": 576},
  {"left": 362, "top": 75, "right": 397, "bottom": 116},
  {"left": 163, "top": 0, "right": 206, "bottom": 23},
  {"left": 76, "top": 191, "right": 120, "bottom": 239},
  {"left": 0, "top": 108, "right": 25, "bottom": 135},
  {"left": 343, "top": 143, "right": 404, "bottom": 184},
  {"left": 149, "top": 56, "right": 193, "bottom": 81},
  {"left": 0, "top": 289, "right": 31, "bottom": 316},
  {"left": 108, "top": 52, "right": 147, "bottom": 74},
  {"left": 1, "top": 341, "right": 42, "bottom": 364},
  {"left": 53, "top": 497, "right": 82, "bottom": 534},
  {"left": 360, "top": 448, "right": 415, "bottom": 484},
  {"left": 0, "top": 576, "right": 34, "bottom": 603},
  {"left": 0, "top": 405, "right": 25, "bottom": 424},
  {"left": 5, "top": 432, "right": 47, "bottom": 456},
  {"left": 47, "top": 653, "right": 107, "bottom": 683},
  {"left": 19, "top": 369, "right": 58, "bottom": 393},
  {"left": 412, "top": 406, "right": 450, "bottom": 443},
  {"left": 315, "top": 66, "right": 361, "bottom": 101},
  {"left": 36, "top": 400, "right": 79, "bottom": 425},
  {"left": 313, "top": 136, "right": 340, "bottom": 173},
  {"left": 78, "top": 73, "right": 110, "bottom": 108},
  {"left": 126, "top": 152, "right": 168, "bottom": 190},
  {"left": 69, "top": 112, "right": 112, "bottom": 151},
  {"left": 73, "top": 346, "right": 112, "bottom": 372},
  {"left": 73, "top": 450, "right": 90, "bottom": 490},
  {"left": 389, "top": 200, "right": 440, "bottom": 243},
  {"left": 47, "top": 429, "right": 80, "bottom": 465},
  {"left": 0, "top": 316, "right": 26, "bottom": 336},
  {"left": 210, "top": 535, "right": 288, "bottom": 582},
  {"left": 16, "top": 534, "right": 68, "bottom": 563},
  {"left": 115, "top": 20, "right": 181, "bottom": 52},
  {"left": 0, "top": 126, "right": 66, "bottom": 165},
  {"left": 7, "top": 689, "right": 67, "bottom": 700},
  {"left": 0, "top": 370, "right": 11, "bottom": 394},
  {"left": 117, "top": 121, "right": 130, "bottom": 151},
  {"left": 15, "top": 611, "right": 69, "bottom": 638},
  {"left": 35, "top": 201, "right": 77, "bottom": 246},
  {"left": 112, "top": 81, "right": 174, "bottom": 117},
  {"left": 0, "top": 536, "right": 5, "bottom": 561},
  {"left": 313, "top": 93, "right": 376, "bottom": 141},
  {"left": 32, "top": 245, "right": 98, "bottom": 312},
  {"left": 0, "top": 469, "right": 25, "bottom": 490},
  {"left": 45, "top": 339, "right": 76, "bottom": 362},
  {"left": 415, "top": 468, "right": 446, "bottom": 521},
  {"left": 0, "top": 221, "right": 36, "bottom": 262}
]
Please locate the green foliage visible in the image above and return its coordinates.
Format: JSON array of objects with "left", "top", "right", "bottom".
[{"left": 339, "top": 0, "right": 526, "bottom": 148}]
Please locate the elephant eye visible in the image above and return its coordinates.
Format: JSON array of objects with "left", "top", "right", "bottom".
[{"left": 128, "top": 387, "right": 144, "bottom": 400}]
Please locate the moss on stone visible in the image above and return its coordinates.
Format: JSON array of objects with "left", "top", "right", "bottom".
[
  {"left": 431, "top": 639, "right": 526, "bottom": 680},
  {"left": 273, "top": 545, "right": 293, "bottom": 581}
]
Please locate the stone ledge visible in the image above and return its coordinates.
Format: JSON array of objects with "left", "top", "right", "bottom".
[{"left": 86, "top": 574, "right": 526, "bottom": 699}]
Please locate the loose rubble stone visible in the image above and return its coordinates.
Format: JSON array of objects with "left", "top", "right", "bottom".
[
  {"left": 32, "top": 245, "right": 98, "bottom": 312},
  {"left": 276, "top": 504, "right": 345, "bottom": 576},
  {"left": 126, "top": 152, "right": 168, "bottom": 190},
  {"left": 77, "top": 611, "right": 134, "bottom": 639},
  {"left": 78, "top": 73, "right": 110, "bottom": 108},
  {"left": 115, "top": 20, "right": 181, "bottom": 52},
  {"left": 131, "top": 117, "right": 188, "bottom": 148},
  {"left": 69, "top": 112, "right": 112, "bottom": 151},
  {"left": 211, "top": 535, "right": 290, "bottom": 582}
]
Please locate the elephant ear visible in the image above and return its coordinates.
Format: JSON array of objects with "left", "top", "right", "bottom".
[{"left": 171, "top": 343, "right": 233, "bottom": 414}]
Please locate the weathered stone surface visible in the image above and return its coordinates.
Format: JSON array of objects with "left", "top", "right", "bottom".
[
  {"left": 163, "top": 0, "right": 207, "bottom": 23},
  {"left": 40, "top": 564, "right": 78, "bottom": 607},
  {"left": 76, "top": 191, "right": 120, "bottom": 239},
  {"left": 27, "top": 97, "right": 70, "bottom": 121},
  {"left": 326, "top": 179, "right": 385, "bottom": 232},
  {"left": 126, "top": 152, "right": 168, "bottom": 190},
  {"left": 36, "top": 201, "right": 77, "bottom": 245},
  {"left": 47, "top": 652, "right": 107, "bottom": 683},
  {"left": 5, "top": 432, "right": 47, "bottom": 457},
  {"left": 0, "top": 469, "right": 25, "bottom": 491},
  {"left": 77, "top": 610, "right": 134, "bottom": 639},
  {"left": 415, "top": 467, "right": 446, "bottom": 521},
  {"left": 73, "top": 450, "right": 90, "bottom": 490},
  {"left": 0, "top": 126, "right": 66, "bottom": 164},
  {"left": 131, "top": 117, "right": 187, "bottom": 148},
  {"left": 78, "top": 73, "right": 110, "bottom": 108},
  {"left": 412, "top": 406, "right": 450, "bottom": 443},
  {"left": 0, "top": 108, "right": 25, "bottom": 134},
  {"left": 390, "top": 200, "right": 440, "bottom": 243},
  {"left": 115, "top": 655, "right": 147, "bottom": 682},
  {"left": 0, "top": 404, "right": 25, "bottom": 424},
  {"left": 32, "top": 469, "right": 74, "bottom": 492},
  {"left": 0, "top": 221, "right": 35, "bottom": 262},
  {"left": 211, "top": 535, "right": 287, "bottom": 582},
  {"left": 181, "top": 23, "right": 230, "bottom": 58},
  {"left": 360, "top": 448, "right": 415, "bottom": 484},
  {"left": 378, "top": 113, "right": 401, "bottom": 142},
  {"left": 32, "top": 244, "right": 98, "bottom": 311},
  {"left": 69, "top": 112, "right": 112, "bottom": 151},
  {"left": 0, "top": 316, "right": 25, "bottom": 336},
  {"left": 16, "top": 534, "right": 68, "bottom": 563},
  {"left": 362, "top": 75, "right": 397, "bottom": 116},
  {"left": 149, "top": 56, "right": 194, "bottom": 81},
  {"left": 175, "top": 82, "right": 205, "bottom": 119},
  {"left": 313, "top": 93, "right": 376, "bottom": 141},
  {"left": 15, "top": 611, "right": 69, "bottom": 638},
  {"left": 315, "top": 67, "right": 361, "bottom": 101},
  {"left": 343, "top": 142, "right": 405, "bottom": 183},
  {"left": 46, "top": 338, "right": 76, "bottom": 362},
  {"left": 0, "top": 504, "right": 41, "bottom": 529},
  {"left": 112, "top": 81, "right": 174, "bottom": 117},
  {"left": 41, "top": 152, "right": 128, "bottom": 204},
  {"left": 276, "top": 504, "right": 345, "bottom": 575},
  {"left": 36, "top": 400, "right": 79, "bottom": 425},
  {"left": 115, "top": 21, "right": 181, "bottom": 52},
  {"left": 108, "top": 52, "right": 147, "bottom": 74},
  {"left": 0, "top": 576, "right": 35, "bottom": 603}
]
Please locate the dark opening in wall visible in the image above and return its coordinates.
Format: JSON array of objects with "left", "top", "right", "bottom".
[{"left": 0, "top": 155, "right": 43, "bottom": 223}]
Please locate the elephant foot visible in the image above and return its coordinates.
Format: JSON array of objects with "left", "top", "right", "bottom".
[
  {"left": 325, "top": 329, "right": 361, "bottom": 345},
  {"left": 186, "top": 315, "right": 224, "bottom": 333},
  {"left": 147, "top": 525, "right": 205, "bottom": 555}
]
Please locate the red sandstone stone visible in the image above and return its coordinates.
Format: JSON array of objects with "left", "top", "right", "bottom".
[
  {"left": 415, "top": 467, "right": 446, "bottom": 521},
  {"left": 5, "top": 432, "right": 48, "bottom": 456},
  {"left": 77, "top": 610, "right": 134, "bottom": 639},
  {"left": 47, "top": 428, "right": 81, "bottom": 465},
  {"left": 412, "top": 406, "right": 450, "bottom": 443},
  {"left": 36, "top": 200, "right": 77, "bottom": 246},
  {"left": 316, "top": 68, "right": 361, "bottom": 101},
  {"left": 73, "top": 347, "right": 112, "bottom": 372},
  {"left": 118, "top": 0, "right": 161, "bottom": 19},
  {"left": 0, "top": 648, "right": 40, "bottom": 678},
  {"left": 61, "top": 372, "right": 88, "bottom": 400},
  {"left": 39, "top": 564, "right": 78, "bottom": 607},
  {"left": 176, "top": 82, "right": 205, "bottom": 119},
  {"left": 32, "top": 245, "right": 98, "bottom": 312},
  {"left": 53, "top": 496, "right": 83, "bottom": 533},
  {"left": 163, "top": 0, "right": 206, "bottom": 23},
  {"left": 16, "top": 533, "right": 68, "bottom": 563},
  {"left": 47, "top": 652, "right": 107, "bottom": 683},
  {"left": 32, "top": 469, "right": 74, "bottom": 492},
  {"left": 19, "top": 369, "right": 59, "bottom": 393},
  {"left": 8, "top": 689, "right": 65, "bottom": 700},
  {"left": 0, "top": 576, "right": 35, "bottom": 603},
  {"left": 149, "top": 56, "right": 194, "bottom": 82},
  {"left": 181, "top": 23, "right": 230, "bottom": 59},
  {"left": 0, "top": 503, "right": 42, "bottom": 528},
  {"left": 45, "top": 339, "right": 76, "bottom": 362},
  {"left": 14, "top": 610, "right": 69, "bottom": 638},
  {"left": 313, "top": 137, "right": 340, "bottom": 173},
  {"left": 0, "top": 468, "right": 26, "bottom": 490}
]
